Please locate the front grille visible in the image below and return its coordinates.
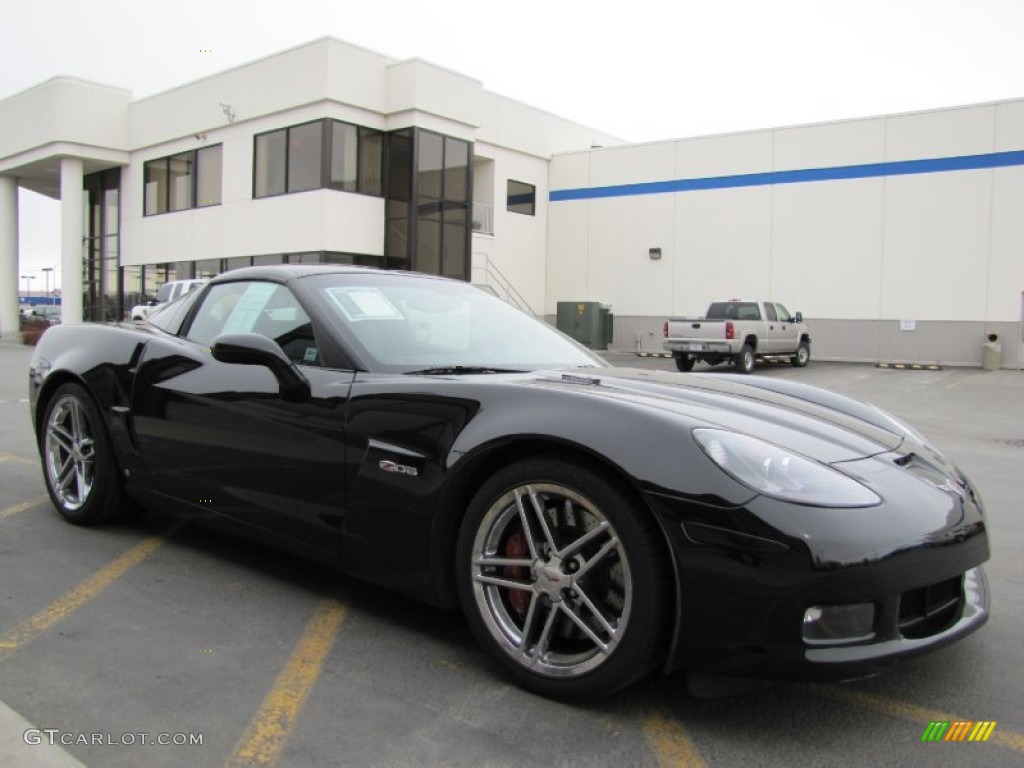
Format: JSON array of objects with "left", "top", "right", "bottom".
[{"left": 898, "top": 575, "right": 964, "bottom": 639}]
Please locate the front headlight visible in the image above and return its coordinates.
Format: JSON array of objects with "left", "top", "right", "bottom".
[{"left": 693, "top": 429, "right": 881, "bottom": 507}]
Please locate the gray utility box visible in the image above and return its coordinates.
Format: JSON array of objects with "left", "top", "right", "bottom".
[
  {"left": 982, "top": 333, "right": 1002, "bottom": 371},
  {"left": 556, "top": 301, "right": 613, "bottom": 350}
]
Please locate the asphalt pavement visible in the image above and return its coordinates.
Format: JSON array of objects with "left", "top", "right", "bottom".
[{"left": 1, "top": 338, "right": 1022, "bottom": 767}]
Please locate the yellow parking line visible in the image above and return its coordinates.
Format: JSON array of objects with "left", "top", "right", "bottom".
[
  {"left": 225, "top": 599, "right": 346, "bottom": 768},
  {"left": 0, "top": 452, "right": 34, "bottom": 465},
  {"left": 814, "top": 685, "right": 1024, "bottom": 752},
  {"left": 0, "top": 495, "right": 49, "bottom": 520},
  {"left": 643, "top": 711, "right": 706, "bottom": 768},
  {"left": 0, "top": 536, "right": 165, "bottom": 663}
]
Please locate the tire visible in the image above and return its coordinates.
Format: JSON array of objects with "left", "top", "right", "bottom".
[
  {"left": 791, "top": 342, "right": 810, "bottom": 367},
  {"left": 40, "top": 383, "right": 132, "bottom": 525},
  {"left": 456, "top": 459, "right": 671, "bottom": 699},
  {"left": 734, "top": 344, "right": 755, "bottom": 374},
  {"left": 674, "top": 354, "right": 695, "bottom": 372}
]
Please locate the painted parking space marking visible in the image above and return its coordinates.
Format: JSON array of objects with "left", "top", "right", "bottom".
[
  {"left": 814, "top": 685, "right": 1024, "bottom": 753},
  {"left": 225, "top": 598, "right": 346, "bottom": 768},
  {"left": 0, "top": 536, "right": 166, "bottom": 663},
  {"left": 643, "top": 710, "right": 706, "bottom": 768},
  {"left": 0, "top": 495, "right": 48, "bottom": 520},
  {"left": 0, "top": 451, "right": 35, "bottom": 465}
]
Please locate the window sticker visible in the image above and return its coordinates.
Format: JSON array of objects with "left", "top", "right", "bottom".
[
  {"left": 326, "top": 287, "right": 404, "bottom": 322},
  {"left": 220, "top": 283, "right": 278, "bottom": 334},
  {"left": 303, "top": 347, "right": 318, "bottom": 364}
]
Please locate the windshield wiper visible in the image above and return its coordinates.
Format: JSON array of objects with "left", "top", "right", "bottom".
[{"left": 404, "top": 366, "right": 525, "bottom": 375}]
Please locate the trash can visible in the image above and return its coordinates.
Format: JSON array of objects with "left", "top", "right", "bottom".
[{"left": 982, "top": 333, "right": 1001, "bottom": 371}]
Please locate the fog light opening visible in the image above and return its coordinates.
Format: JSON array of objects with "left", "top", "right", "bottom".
[{"left": 803, "top": 603, "right": 875, "bottom": 645}]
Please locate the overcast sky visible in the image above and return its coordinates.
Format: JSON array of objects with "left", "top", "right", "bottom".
[{"left": 5, "top": 0, "right": 1023, "bottom": 289}]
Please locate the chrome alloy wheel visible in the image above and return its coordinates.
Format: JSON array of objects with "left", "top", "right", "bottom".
[
  {"left": 44, "top": 395, "right": 97, "bottom": 511},
  {"left": 469, "top": 483, "right": 632, "bottom": 678}
]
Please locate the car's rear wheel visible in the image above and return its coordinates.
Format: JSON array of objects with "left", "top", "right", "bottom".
[
  {"left": 457, "top": 459, "right": 671, "bottom": 699},
  {"left": 41, "top": 383, "right": 132, "bottom": 525},
  {"left": 674, "top": 354, "right": 695, "bottom": 372},
  {"left": 734, "top": 344, "right": 755, "bottom": 374}
]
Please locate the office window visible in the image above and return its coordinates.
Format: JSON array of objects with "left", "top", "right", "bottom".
[
  {"left": 507, "top": 180, "right": 536, "bottom": 216},
  {"left": 254, "top": 129, "right": 287, "bottom": 197},
  {"left": 256, "top": 119, "right": 384, "bottom": 199},
  {"left": 144, "top": 146, "right": 223, "bottom": 216},
  {"left": 330, "top": 121, "right": 358, "bottom": 192},
  {"left": 287, "top": 121, "right": 323, "bottom": 193},
  {"left": 195, "top": 145, "right": 223, "bottom": 207}
]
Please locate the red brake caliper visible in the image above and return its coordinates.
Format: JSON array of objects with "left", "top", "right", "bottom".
[{"left": 504, "top": 529, "right": 529, "bottom": 616}]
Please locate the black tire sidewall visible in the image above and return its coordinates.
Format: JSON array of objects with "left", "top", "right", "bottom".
[
  {"left": 736, "top": 345, "right": 755, "bottom": 374},
  {"left": 675, "top": 355, "right": 695, "bottom": 372},
  {"left": 40, "top": 382, "right": 123, "bottom": 525},
  {"left": 792, "top": 343, "right": 810, "bottom": 367},
  {"left": 456, "top": 458, "right": 671, "bottom": 699}
]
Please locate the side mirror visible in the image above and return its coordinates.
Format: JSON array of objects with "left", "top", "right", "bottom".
[
  {"left": 211, "top": 332, "right": 311, "bottom": 403},
  {"left": 147, "top": 299, "right": 158, "bottom": 307},
  {"left": 794, "top": 312, "right": 803, "bottom": 323}
]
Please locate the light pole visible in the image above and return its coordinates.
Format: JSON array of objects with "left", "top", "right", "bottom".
[
  {"left": 21, "top": 275, "right": 35, "bottom": 301},
  {"left": 42, "top": 267, "right": 54, "bottom": 304}
]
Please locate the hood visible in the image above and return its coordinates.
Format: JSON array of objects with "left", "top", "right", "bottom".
[{"left": 531, "top": 367, "right": 906, "bottom": 464}]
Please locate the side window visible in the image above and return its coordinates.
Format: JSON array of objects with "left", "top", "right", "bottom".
[
  {"left": 775, "top": 304, "right": 791, "bottom": 322},
  {"left": 764, "top": 303, "right": 778, "bottom": 322},
  {"left": 187, "top": 281, "right": 320, "bottom": 366}
]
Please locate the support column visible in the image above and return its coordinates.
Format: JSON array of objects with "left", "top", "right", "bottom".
[
  {"left": 60, "top": 158, "right": 84, "bottom": 324},
  {"left": 0, "top": 176, "right": 18, "bottom": 339}
]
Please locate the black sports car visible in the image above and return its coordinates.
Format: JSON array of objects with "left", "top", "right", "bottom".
[{"left": 28, "top": 265, "right": 989, "bottom": 699}]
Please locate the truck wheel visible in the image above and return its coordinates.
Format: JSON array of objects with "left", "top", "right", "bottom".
[
  {"left": 791, "top": 342, "right": 810, "bottom": 368},
  {"left": 734, "top": 344, "right": 755, "bottom": 374},
  {"left": 674, "top": 355, "right": 695, "bottom": 372}
]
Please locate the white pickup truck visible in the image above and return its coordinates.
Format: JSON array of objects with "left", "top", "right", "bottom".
[{"left": 663, "top": 299, "right": 810, "bottom": 374}]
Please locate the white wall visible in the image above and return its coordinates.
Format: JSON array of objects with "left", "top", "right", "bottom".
[{"left": 547, "top": 100, "right": 1024, "bottom": 325}]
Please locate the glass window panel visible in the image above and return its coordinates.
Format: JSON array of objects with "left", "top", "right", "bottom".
[
  {"left": 507, "top": 179, "right": 536, "bottom": 216},
  {"left": 196, "top": 145, "right": 223, "bottom": 207},
  {"left": 252, "top": 254, "right": 285, "bottom": 266},
  {"left": 287, "top": 121, "right": 323, "bottom": 193},
  {"left": 104, "top": 187, "right": 119, "bottom": 235},
  {"left": 358, "top": 128, "right": 384, "bottom": 196},
  {"left": 416, "top": 215, "right": 441, "bottom": 275},
  {"left": 224, "top": 256, "right": 252, "bottom": 272},
  {"left": 330, "top": 121, "right": 358, "bottom": 192},
  {"left": 168, "top": 152, "right": 194, "bottom": 212},
  {"left": 388, "top": 130, "right": 413, "bottom": 202},
  {"left": 194, "top": 259, "right": 222, "bottom": 279},
  {"left": 121, "top": 266, "right": 143, "bottom": 319},
  {"left": 255, "top": 130, "right": 287, "bottom": 197},
  {"left": 144, "top": 159, "right": 168, "bottom": 215},
  {"left": 444, "top": 137, "right": 469, "bottom": 202},
  {"left": 417, "top": 131, "right": 444, "bottom": 200}
]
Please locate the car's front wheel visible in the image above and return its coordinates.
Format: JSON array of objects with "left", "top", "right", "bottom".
[
  {"left": 457, "top": 459, "right": 671, "bottom": 699},
  {"left": 41, "top": 383, "right": 133, "bottom": 525},
  {"left": 792, "top": 342, "right": 810, "bottom": 367}
]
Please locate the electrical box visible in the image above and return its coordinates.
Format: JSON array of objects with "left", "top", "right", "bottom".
[{"left": 556, "top": 301, "right": 614, "bottom": 350}]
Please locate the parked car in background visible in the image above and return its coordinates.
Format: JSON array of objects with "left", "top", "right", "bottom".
[
  {"left": 34, "top": 305, "right": 63, "bottom": 325},
  {"left": 130, "top": 279, "right": 207, "bottom": 320},
  {"left": 664, "top": 299, "right": 811, "bottom": 373}
]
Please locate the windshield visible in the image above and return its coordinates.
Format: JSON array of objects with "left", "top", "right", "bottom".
[{"left": 303, "top": 272, "right": 605, "bottom": 372}]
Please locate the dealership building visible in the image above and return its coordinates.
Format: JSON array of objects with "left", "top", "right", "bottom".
[{"left": 1, "top": 37, "right": 1021, "bottom": 367}]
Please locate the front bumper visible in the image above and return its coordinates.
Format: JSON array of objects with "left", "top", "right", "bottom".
[
  {"left": 663, "top": 341, "right": 734, "bottom": 355},
  {"left": 646, "top": 482, "right": 990, "bottom": 682}
]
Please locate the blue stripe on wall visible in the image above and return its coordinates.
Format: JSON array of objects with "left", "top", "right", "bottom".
[{"left": 548, "top": 149, "right": 1024, "bottom": 202}]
